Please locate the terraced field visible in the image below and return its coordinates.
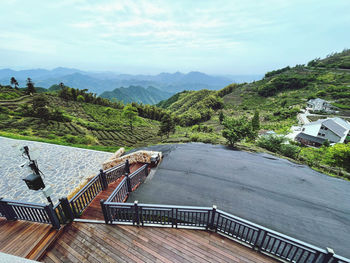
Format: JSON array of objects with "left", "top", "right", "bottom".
[{"left": 0, "top": 93, "right": 162, "bottom": 148}]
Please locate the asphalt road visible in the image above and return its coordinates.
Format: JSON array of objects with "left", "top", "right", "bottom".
[{"left": 128, "top": 143, "right": 350, "bottom": 258}]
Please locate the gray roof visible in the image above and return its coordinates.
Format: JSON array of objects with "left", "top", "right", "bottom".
[
  {"left": 323, "top": 119, "right": 347, "bottom": 137},
  {"left": 308, "top": 98, "right": 328, "bottom": 104},
  {"left": 333, "top": 117, "right": 350, "bottom": 130},
  {"left": 296, "top": 132, "right": 326, "bottom": 144}
]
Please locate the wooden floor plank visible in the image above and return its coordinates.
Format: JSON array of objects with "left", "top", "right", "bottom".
[
  {"left": 0, "top": 218, "right": 56, "bottom": 259},
  {"left": 41, "top": 223, "right": 276, "bottom": 263}
]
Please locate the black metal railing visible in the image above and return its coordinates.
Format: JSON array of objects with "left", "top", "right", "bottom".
[
  {"left": 129, "top": 164, "right": 148, "bottom": 190},
  {"left": 101, "top": 200, "right": 350, "bottom": 263},
  {"left": 70, "top": 161, "right": 128, "bottom": 217},
  {"left": 0, "top": 198, "right": 60, "bottom": 229},
  {"left": 105, "top": 162, "right": 126, "bottom": 184},
  {"left": 106, "top": 177, "right": 129, "bottom": 203},
  {"left": 215, "top": 209, "right": 260, "bottom": 247},
  {"left": 70, "top": 174, "right": 104, "bottom": 217}
]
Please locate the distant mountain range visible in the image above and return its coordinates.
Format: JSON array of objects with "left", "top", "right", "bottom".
[
  {"left": 0, "top": 67, "right": 262, "bottom": 95},
  {"left": 100, "top": 86, "right": 173, "bottom": 104}
]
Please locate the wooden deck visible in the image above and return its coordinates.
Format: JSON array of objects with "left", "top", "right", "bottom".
[
  {"left": 41, "top": 222, "right": 276, "bottom": 263},
  {"left": 80, "top": 163, "right": 146, "bottom": 221},
  {"left": 0, "top": 218, "right": 61, "bottom": 260}
]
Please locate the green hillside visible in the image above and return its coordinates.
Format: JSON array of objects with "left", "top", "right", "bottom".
[
  {"left": 308, "top": 49, "right": 350, "bottom": 69},
  {"left": 157, "top": 89, "right": 224, "bottom": 126},
  {"left": 100, "top": 86, "right": 173, "bottom": 105},
  {"left": 159, "top": 49, "right": 350, "bottom": 133},
  {"left": 0, "top": 86, "right": 164, "bottom": 150}
]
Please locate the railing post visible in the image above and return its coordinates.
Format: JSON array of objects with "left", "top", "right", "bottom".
[
  {"left": 45, "top": 204, "right": 60, "bottom": 229},
  {"left": 60, "top": 197, "right": 74, "bottom": 223},
  {"left": 99, "top": 169, "right": 108, "bottom": 190},
  {"left": 0, "top": 198, "right": 17, "bottom": 221},
  {"left": 253, "top": 229, "right": 267, "bottom": 251},
  {"left": 125, "top": 160, "right": 130, "bottom": 174},
  {"left": 133, "top": 200, "right": 139, "bottom": 226},
  {"left": 126, "top": 173, "right": 132, "bottom": 193},
  {"left": 322, "top": 248, "right": 335, "bottom": 263},
  {"left": 100, "top": 199, "right": 109, "bottom": 224},
  {"left": 145, "top": 164, "right": 149, "bottom": 176},
  {"left": 71, "top": 201, "right": 80, "bottom": 218},
  {"left": 209, "top": 205, "right": 217, "bottom": 231},
  {"left": 172, "top": 208, "right": 178, "bottom": 228}
]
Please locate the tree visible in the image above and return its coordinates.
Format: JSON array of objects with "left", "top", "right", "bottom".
[
  {"left": 10, "top": 77, "right": 19, "bottom": 89},
  {"left": 122, "top": 104, "right": 138, "bottom": 132},
  {"left": 77, "top": 95, "right": 85, "bottom": 102},
  {"left": 32, "top": 95, "right": 50, "bottom": 121},
  {"left": 26, "top": 78, "right": 36, "bottom": 94},
  {"left": 158, "top": 114, "right": 175, "bottom": 138},
  {"left": 219, "top": 111, "right": 224, "bottom": 124},
  {"left": 222, "top": 117, "right": 257, "bottom": 147},
  {"left": 324, "top": 144, "right": 350, "bottom": 172},
  {"left": 58, "top": 83, "right": 72, "bottom": 100},
  {"left": 252, "top": 110, "right": 260, "bottom": 131}
]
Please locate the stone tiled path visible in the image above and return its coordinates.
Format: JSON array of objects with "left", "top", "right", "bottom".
[{"left": 0, "top": 137, "right": 112, "bottom": 204}]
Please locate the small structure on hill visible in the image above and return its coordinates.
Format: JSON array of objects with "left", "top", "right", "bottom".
[
  {"left": 306, "top": 98, "right": 335, "bottom": 112},
  {"left": 296, "top": 117, "right": 350, "bottom": 146}
]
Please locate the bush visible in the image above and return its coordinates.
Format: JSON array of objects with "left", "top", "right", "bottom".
[
  {"left": 279, "top": 144, "right": 300, "bottom": 159},
  {"left": 190, "top": 132, "right": 220, "bottom": 144},
  {"left": 63, "top": 134, "right": 96, "bottom": 145},
  {"left": 222, "top": 117, "right": 257, "bottom": 146},
  {"left": 257, "top": 135, "right": 300, "bottom": 159},
  {"left": 191, "top": 124, "right": 214, "bottom": 133},
  {"left": 257, "top": 135, "right": 286, "bottom": 152}
]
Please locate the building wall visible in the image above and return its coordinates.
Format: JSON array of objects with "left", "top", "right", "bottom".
[{"left": 317, "top": 126, "right": 341, "bottom": 143}]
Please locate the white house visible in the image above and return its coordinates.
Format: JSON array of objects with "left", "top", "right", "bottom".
[
  {"left": 307, "top": 98, "right": 334, "bottom": 112},
  {"left": 296, "top": 117, "right": 350, "bottom": 146}
]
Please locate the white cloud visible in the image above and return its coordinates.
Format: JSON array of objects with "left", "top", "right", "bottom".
[{"left": 0, "top": 0, "right": 349, "bottom": 74}]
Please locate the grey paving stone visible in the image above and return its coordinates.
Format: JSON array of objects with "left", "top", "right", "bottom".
[{"left": 0, "top": 137, "right": 112, "bottom": 204}]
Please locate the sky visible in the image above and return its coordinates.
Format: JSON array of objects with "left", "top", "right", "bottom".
[{"left": 0, "top": 0, "right": 349, "bottom": 75}]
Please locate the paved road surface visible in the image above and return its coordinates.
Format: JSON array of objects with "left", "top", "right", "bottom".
[{"left": 128, "top": 143, "right": 350, "bottom": 258}]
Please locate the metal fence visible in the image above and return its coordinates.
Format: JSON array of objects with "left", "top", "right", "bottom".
[
  {"left": 101, "top": 201, "right": 350, "bottom": 263},
  {"left": 0, "top": 198, "right": 60, "bottom": 229},
  {"left": 70, "top": 161, "right": 127, "bottom": 217},
  {"left": 129, "top": 164, "right": 148, "bottom": 190},
  {"left": 105, "top": 162, "right": 126, "bottom": 184},
  {"left": 70, "top": 173, "right": 104, "bottom": 217},
  {"left": 106, "top": 177, "right": 129, "bottom": 203}
]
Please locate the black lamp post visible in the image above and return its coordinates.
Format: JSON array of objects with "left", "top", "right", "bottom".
[{"left": 21, "top": 146, "right": 53, "bottom": 206}]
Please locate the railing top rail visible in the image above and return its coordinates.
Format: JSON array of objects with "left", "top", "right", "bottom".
[
  {"left": 106, "top": 177, "right": 127, "bottom": 202},
  {"left": 1, "top": 199, "right": 47, "bottom": 208},
  {"left": 104, "top": 162, "right": 126, "bottom": 174},
  {"left": 70, "top": 173, "right": 100, "bottom": 202},
  {"left": 216, "top": 208, "right": 327, "bottom": 254},
  {"left": 129, "top": 164, "right": 147, "bottom": 179},
  {"left": 104, "top": 201, "right": 212, "bottom": 211}
]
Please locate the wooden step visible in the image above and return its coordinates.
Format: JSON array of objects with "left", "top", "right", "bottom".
[{"left": 26, "top": 225, "right": 66, "bottom": 261}]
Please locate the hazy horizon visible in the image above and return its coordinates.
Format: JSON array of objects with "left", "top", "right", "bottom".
[{"left": 1, "top": 0, "right": 349, "bottom": 75}]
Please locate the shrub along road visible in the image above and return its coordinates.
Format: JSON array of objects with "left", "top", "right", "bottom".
[{"left": 128, "top": 143, "right": 350, "bottom": 258}]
